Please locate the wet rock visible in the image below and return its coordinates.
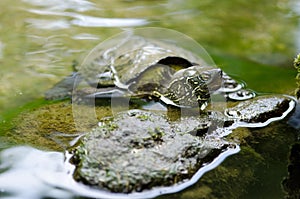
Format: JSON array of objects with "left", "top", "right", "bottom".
[
  {"left": 225, "top": 96, "right": 295, "bottom": 124},
  {"left": 70, "top": 110, "right": 235, "bottom": 193}
]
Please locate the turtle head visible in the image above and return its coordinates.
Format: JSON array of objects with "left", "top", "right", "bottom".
[
  {"left": 172, "top": 65, "right": 222, "bottom": 91},
  {"left": 197, "top": 66, "right": 223, "bottom": 92}
]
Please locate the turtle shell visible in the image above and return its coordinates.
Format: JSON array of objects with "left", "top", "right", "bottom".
[{"left": 79, "top": 33, "right": 209, "bottom": 90}]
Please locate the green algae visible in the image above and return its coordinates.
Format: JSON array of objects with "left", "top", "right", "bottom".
[{"left": 4, "top": 101, "right": 112, "bottom": 151}]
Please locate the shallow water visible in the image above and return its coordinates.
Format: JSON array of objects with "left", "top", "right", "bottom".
[{"left": 1, "top": 0, "right": 300, "bottom": 198}]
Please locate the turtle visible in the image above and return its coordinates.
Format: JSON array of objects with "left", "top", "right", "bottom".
[{"left": 45, "top": 32, "right": 254, "bottom": 110}]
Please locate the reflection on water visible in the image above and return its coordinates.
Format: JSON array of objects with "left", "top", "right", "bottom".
[
  {"left": 27, "top": 9, "right": 148, "bottom": 27},
  {"left": 23, "top": 0, "right": 95, "bottom": 12},
  {"left": 26, "top": 18, "right": 71, "bottom": 30},
  {"left": 71, "top": 16, "right": 147, "bottom": 27},
  {"left": 71, "top": 33, "right": 99, "bottom": 40}
]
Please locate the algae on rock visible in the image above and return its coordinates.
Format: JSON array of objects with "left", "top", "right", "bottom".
[
  {"left": 5, "top": 101, "right": 112, "bottom": 151},
  {"left": 70, "top": 109, "right": 236, "bottom": 193}
]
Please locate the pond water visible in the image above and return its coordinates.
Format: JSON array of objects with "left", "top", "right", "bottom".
[{"left": 1, "top": 0, "right": 300, "bottom": 198}]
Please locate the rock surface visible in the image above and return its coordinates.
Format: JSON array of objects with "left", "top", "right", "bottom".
[{"left": 70, "top": 110, "right": 235, "bottom": 193}]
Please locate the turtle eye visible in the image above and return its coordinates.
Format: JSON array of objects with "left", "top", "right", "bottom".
[
  {"left": 201, "top": 70, "right": 215, "bottom": 82},
  {"left": 202, "top": 73, "right": 211, "bottom": 81}
]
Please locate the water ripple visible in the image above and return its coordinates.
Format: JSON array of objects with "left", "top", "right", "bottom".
[
  {"left": 71, "top": 15, "right": 148, "bottom": 27},
  {"left": 22, "top": 0, "right": 95, "bottom": 12},
  {"left": 27, "top": 9, "right": 148, "bottom": 27},
  {"left": 26, "top": 18, "right": 70, "bottom": 30},
  {"left": 72, "top": 33, "right": 100, "bottom": 40}
]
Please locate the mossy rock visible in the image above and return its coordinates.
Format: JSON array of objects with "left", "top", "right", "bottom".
[{"left": 5, "top": 101, "right": 112, "bottom": 151}]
